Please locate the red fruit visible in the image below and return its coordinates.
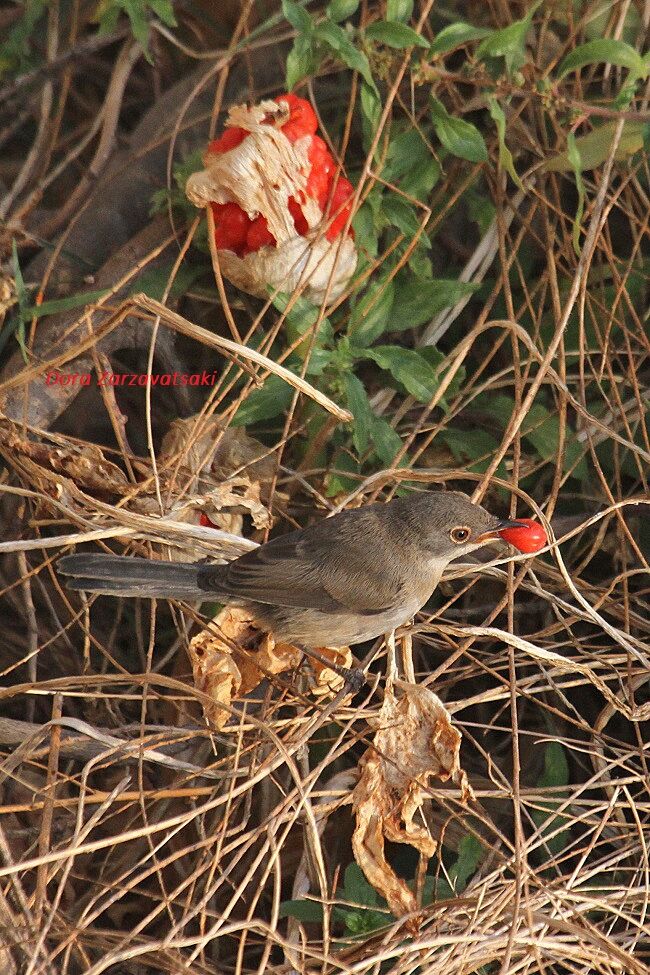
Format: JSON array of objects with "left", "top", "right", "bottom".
[
  {"left": 211, "top": 202, "right": 252, "bottom": 252},
  {"left": 306, "top": 135, "right": 335, "bottom": 207},
  {"left": 288, "top": 195, "right": 308, "bottom": 235},
  {"left": 498, "top": 518, "right": 547, "bottom": 553},
  {"left": 199, "top": 512, "right": 217, "bottom": 528},
  {"left": 325, "top": 176, "right": 355, "bottom": 241},
  {"left": 207, "top": 126, "right": 247, "bottom": 154},
  {"left": 246, "top": 215, "right": 276, "bottom": 251},
  {"left": 275, "top": 93, "right": 318, "bottom": 142}
]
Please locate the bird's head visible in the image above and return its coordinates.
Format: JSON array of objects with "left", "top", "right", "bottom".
[{"left": 395, "top": 490, "right": 525, "bottom": 564}]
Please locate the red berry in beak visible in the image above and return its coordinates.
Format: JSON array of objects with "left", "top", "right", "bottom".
[{"left": 498, "top": 518, "right": 547, "bottom": 553}]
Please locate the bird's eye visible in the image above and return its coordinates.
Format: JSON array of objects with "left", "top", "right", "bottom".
[{"left": 450, "top": 526, "right": 471, "bottom": 544}]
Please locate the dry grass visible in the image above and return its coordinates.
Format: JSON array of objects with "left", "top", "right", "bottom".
[{"left": 0, "top": 1, "right": 648, "bottom": 973}]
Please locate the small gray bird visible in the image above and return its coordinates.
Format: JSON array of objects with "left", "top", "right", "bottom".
[{"left": 58, "top": 491, "right": 522, "bottom": 658}]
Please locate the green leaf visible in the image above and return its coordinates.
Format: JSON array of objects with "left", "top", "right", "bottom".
[
  {"left": 360, "top": 79, "right": 382, "bottom": 154},
  {"left": 430, "top": 98, "right": 487, "bottom": 163},
  {"left": 389, "top": 277, "right": 479, "bottom": 330},
  {"left": 370, "top": 416, "right": 403, "bottom": 465},
  {"left": 133, "top": 263, "right": 201, "bottom": 302},
  {"left": 539, "top": 741, "right": 569, "bottom": 789},
  {"left": 338, "top": 904, "right": 390, "bottom": 934},
  {"left": 97, "top": 0, "right": 176, "bottom": 64},
  {"left": 429, "top": 21, "right": 490, "bottom": 56},
  {"left": 282, "top": 0, "right": 313, "bottom": 33},
  {"left": 123, "top": 0, "right": 151, "bottom": 55},
  {"left": 476, "top": 1, "right": 541, "bottom": 74},
  {"left": 21, "top": 288, "right": 110, "bottom": 320},
  {"left": 362, "top": 345, "right": 440, "bottom": 402},
  {"left": 272, "top": 292, "right": 333, "bottom": 370},
  {"left": 343, "top": 863, "right": 379, "bottom": 907},
  {"left": 441, "top": 428, "right": 502, "bottom": 474},
  {"left": 0, "top": 0, "right": 48, "bottom": 77},
  {"left": 532, "top": 742, "right": 571, "bottom": 859},
  {"left": 314, "top": 20, "right": 374, "bottom": 85},
  {"left": 343, "top": 373, "right": 373, "bottom": 454},
  {"left": 543, "top": 120, "right": 647, "bottom": 172},
  {"left": 382, "top": 195, "right": 426, "bottom": 238},
  {"left": 352, "top": 201, "right": 379, "bottom": 255},
  {"left": 383, "top": 128, "right": 441, "bottom": 199},
  {"left": 585, "top": 0, "right": 641, "bottom": 45},
  {"left": 567, "top": 132, "right": 585, "bottom": 256},
  {"left": 465, "top": 188, "right": 496, "bottom": 234},
  {"left": 326, "top": 449, "right": 360, "bottom": 494},
  {"left": 365, "top": 20, "right": 428, "bottom": 49},
  {"left": 386, "top": 0, "right": 413, "bottom": 21},
  {"left": 487, "top": 96, "right": 522, "bottom": 188},
  {"left": 349, "top": 278, "right": 395, "bottom": 346},
  {"left": 147, "top": 0, "right": 176, "bottom": 27},
  {"left": 478, "top": 396, "right": 587, "bottom": 479},
  {"left": 232, "top": 374, "right": 295, "bottom": 426},
  {"left": 279, "top": 899, "right": 324, "bottom": 922},
  {"left": 557, "top": 38, "right": 646, "bottom": 79},
  {"left": 272, "top": 292, "right": 331, "bottom": 338},
  {"left": 407, "top": 242, "right": 432, "bottom": 279},
  {"left": 448, "top": 834, "right": 483, "bottom": 893},
  {"left": 327, "top": 0, "right": 359, "bottom": 21},
  {"left": 286, "top": 31, "right": 318, "bottom": 89}
]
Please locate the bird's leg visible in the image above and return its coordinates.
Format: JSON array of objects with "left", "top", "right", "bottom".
[
  {"left": 399, "top": 631, "right": 416, "bottom": 683},
  {"left": 295, "top": 644, "right": 366, "bottom": 693},
  {"left": 384, "top": 630, "right": 398, "bottom": 687}
]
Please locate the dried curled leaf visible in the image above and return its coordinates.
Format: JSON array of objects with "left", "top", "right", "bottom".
[
  {"left": 200, "top": 477, "right": 272, "bottom": 531},
  {"left": 352, "top": 682, "right": 474, "bottom": 923},
  {"left": 309, "top": 644, "right": 353, "bottom": 696},
  {"left": 133, "top": 417, "right": 275, "bottom": 556},
  {"left": 159, "top": 417, "right": 275, "bottom": 487},
  {"left": 188, "top": 628, "right": 242, "bottom": 730},
  {"left": 188, "top": 606, "right": 350, "bottom": 726},
  {"left": 0, "top": 420, "right": 128, "bottom": 494}
]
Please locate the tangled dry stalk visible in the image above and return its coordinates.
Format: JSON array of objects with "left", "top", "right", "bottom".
[{"left": 0, "top": 1, "right": 648, "bottom": 973}]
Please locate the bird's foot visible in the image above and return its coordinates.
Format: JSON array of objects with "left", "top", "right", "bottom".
[{"left": 338, "top": 666, "right": 367, "bottom": 693}]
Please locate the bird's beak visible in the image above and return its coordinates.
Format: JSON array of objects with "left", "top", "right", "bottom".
[{"left": 476, "top": 518, "right": 528, "bottom": 543}]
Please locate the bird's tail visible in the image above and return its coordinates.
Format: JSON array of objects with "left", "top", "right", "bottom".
[{"left": 57, "top": 554, "right": 209, "bottom": 600}]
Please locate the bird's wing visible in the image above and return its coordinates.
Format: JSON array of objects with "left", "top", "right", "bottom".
[{"left": 199, "top": 526, "right": 403, "bottom": 614}]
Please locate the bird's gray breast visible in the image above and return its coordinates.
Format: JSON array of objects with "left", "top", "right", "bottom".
[{"left": 257, "top": 596, "right": 424, "bottom": 648}]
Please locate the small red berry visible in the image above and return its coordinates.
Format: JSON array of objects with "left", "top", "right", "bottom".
[
  {"left": 325, "top": 176, "right": 354, "bottom": 241},
  {"left": 246, "top": 215, "right": 277, "bottom": 251},
  {"left": 199, "top": 512, "right": 217, "bottom": 528},
  {"left": 207, "top": 126, "right": 247, "bottom": 154},
  {"left": 212, "top": 202, "right": 252, "bottom": 252},
  {"left": 276, "top": 93, "right": 318, "bottom": 142},
  {"left": 498, "top": 518, "right": 547, "bottom": 553}
]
